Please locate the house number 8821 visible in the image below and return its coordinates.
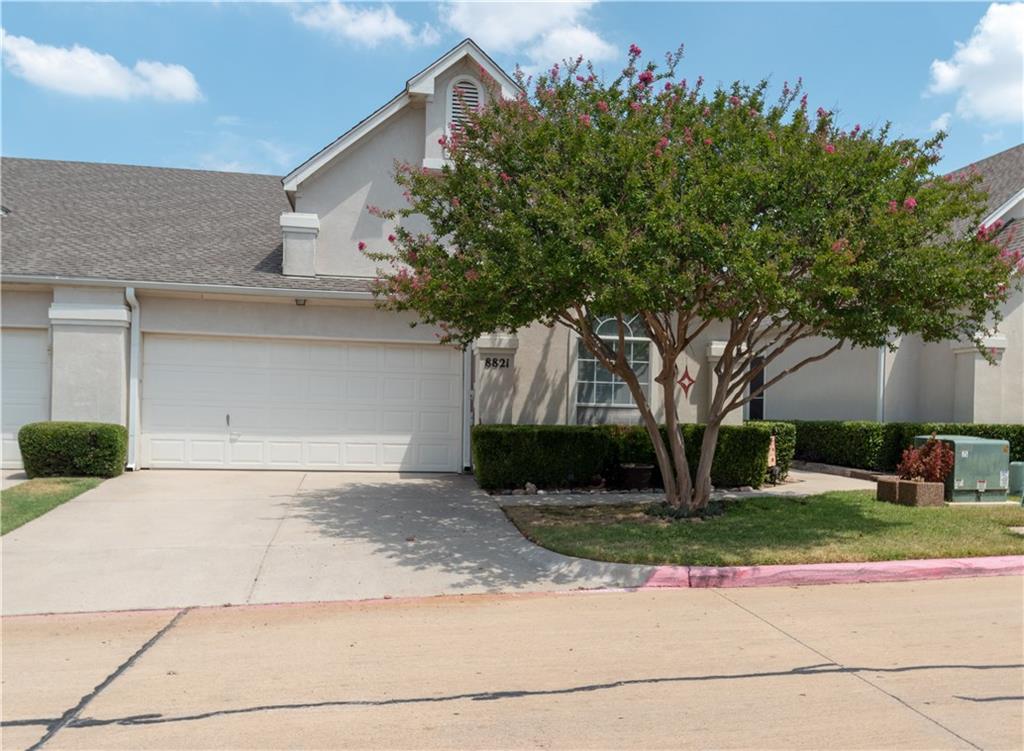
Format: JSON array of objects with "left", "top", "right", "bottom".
[{"left": 484, "top": 357, "right": 511, "bottom": 369}]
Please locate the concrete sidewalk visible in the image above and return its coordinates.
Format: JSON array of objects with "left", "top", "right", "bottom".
[{"left": 3, "top": 576, "right": 1021, "bottom": 749}]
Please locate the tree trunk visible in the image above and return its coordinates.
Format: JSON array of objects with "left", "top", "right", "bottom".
[
  {"left": 657, "top": 361, "right": 693, "bottom": 510},
  {"left": 691, "top": 418, "right": 722, "bottom": 509}
]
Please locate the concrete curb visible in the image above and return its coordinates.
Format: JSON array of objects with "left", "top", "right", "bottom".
[{"left": 643, "top": 555, "right": 1024, "bottom": 589}]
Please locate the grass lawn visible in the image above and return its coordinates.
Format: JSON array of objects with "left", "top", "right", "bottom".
[
  {"left": 504, "top": 491, "right": 1024, "bottom": 566},
  {"left": 1, "top": 477, "right": 103, "bottom": 535}
]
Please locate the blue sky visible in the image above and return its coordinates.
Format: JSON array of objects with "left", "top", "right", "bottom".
[{"left": 3, "top": 2, "right": 1021, "bottom": 175}]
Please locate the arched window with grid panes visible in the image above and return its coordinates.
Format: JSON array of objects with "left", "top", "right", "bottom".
[{"left": 576, "top": 315, "right": 651, "bottom": 408}]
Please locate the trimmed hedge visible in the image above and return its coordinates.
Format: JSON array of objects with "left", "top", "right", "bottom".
[
  {"left": 792, "top": 420, "right": 1024, "bottom": 471},
  {"left": 472, "top": 421, "right": 796, "bottom": 491},
  {"left": 18, "top": 421, "right": 128, "bottom": 478}
]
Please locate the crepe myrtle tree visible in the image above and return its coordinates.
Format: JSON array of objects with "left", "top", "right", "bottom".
[{"left": 366, "top": 44, "right": 1022, "bottom": 514}]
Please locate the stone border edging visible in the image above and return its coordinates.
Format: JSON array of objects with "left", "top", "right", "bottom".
[{"left": 642, "top": 555, "right": 1024, "bottom": 589}]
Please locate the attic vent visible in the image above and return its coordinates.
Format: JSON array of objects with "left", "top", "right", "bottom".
[{"left": 450, "top": 79, "right": 481, "bottom": 128}]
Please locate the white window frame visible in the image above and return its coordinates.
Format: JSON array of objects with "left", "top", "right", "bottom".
[
  {"left": 575, "top": 315, "right": 652, "bottom": 408},
  {"left": 446, "top": 75, "right": 482, "bottom": 134}
]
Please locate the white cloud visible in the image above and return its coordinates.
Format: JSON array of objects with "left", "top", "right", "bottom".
[
  {"left": 440, "top": 1, "right": 617, "bottom": 72},
  {"left": 927, "top": 3, "right": 1024, "bottom": 124},
  {"left": 929, "top": 112, "right": 952, "bottom": 131},
  {"left": 0, "top": 28, "right": 201, "bottom": 101},
  {"left": 197, "top": 130, "right": 296, "bottom": 174},
  {"left": 293, "top": 2, "right": 440, "bottom": 47},
  {"left": 982, "top": 130, "right": 1006, "bottom": 143},
  {"left": 214, "top": 114, "right": 243, "bottom": 127},
  {"left": 524, "top": 24, "right": 617, "bottom": 69}
]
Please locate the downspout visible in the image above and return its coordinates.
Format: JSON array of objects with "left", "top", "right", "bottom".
[
  {"left": 875, "top": 346, "right": 886, "bottom": 423},
  {"left": 125, "top": 287, "right": 141, "bottom": 470}
]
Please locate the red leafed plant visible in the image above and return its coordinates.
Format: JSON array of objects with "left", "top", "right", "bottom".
[{"left": 897, "top": 435, "right": 954, "bottom": 483}]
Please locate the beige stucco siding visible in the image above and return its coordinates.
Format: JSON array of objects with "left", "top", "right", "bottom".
[
  {"left": 476, "top": 322, "right": 570, "bottom": 425},
  {"left": 296, "top": 106, "right": 426, "bottom": 279},
  {"left": 992, "top": 291, "right": 1024, "bottom": 423},
  {"left": 1, "top": 288, "right": 52, "bottom": 327},
  {"left": 138, "top": 293, "right": 442, "bottom": 344}
]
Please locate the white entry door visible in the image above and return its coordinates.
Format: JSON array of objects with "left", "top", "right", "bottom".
[
  {"left": 1, "top": 329, "right": 51, "bottom": 469},
  {"left": 141, "top": 334, "right": 464, "bottom": 471}
]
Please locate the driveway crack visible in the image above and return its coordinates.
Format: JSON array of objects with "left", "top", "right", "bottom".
[
  {"left": 713, "top": 590, "right": 983, "bottom": 750},
  {"left": 27, "top": 607, "right": 190, "bottom": 750},
  {"left": 245, "top": 473, "right": 306, "bottom": 603}
]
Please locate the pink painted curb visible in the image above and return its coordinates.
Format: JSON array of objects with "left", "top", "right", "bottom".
[{"left": 643, "top": 555, "right": 1024, "bottom": 589}]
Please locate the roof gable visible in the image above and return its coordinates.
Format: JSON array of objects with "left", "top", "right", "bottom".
[{"left": 282, "top": 39, "right": 518, "bottom": 195}]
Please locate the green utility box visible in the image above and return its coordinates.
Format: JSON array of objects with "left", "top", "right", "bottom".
[
  {"left": 1010, "top": 462, "right": 1024, "bottom": 497},
  {"left": 913, "top": 435, "right": 1010, "bottom": 502}
]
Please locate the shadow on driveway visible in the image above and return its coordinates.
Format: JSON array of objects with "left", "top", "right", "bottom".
[{"left": 289, "top": 474, "right": 650, "bottom": 593}]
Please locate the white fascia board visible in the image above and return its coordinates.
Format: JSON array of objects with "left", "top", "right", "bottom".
[
  {"left": 407, "top": 39, "right": 520, "bottom": 100},
  {"left": 280, "top": 212, "right": 320, "bottom": 233},
  {"left": 3, "top": 274, "right": 376, "bottom": 301},
  {"left": 49, "top": 302, "right": 131, "bottom": 327},
  {"left": 282, "top": 93, "right": 410, "bottom": 193},
  {"left": 981, "top": 187, "right": 1024, "bottom": 228},
  {"left": 951, "top": 334, "right": 1009, "bottom": 354}
]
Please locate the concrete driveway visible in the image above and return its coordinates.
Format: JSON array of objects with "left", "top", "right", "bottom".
[{"left": 1, "top": 471, "right": 649, "bottom": 615}]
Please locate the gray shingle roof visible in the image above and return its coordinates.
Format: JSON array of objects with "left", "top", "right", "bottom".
[
  {"left": 0, "top": 157, "right": 372, "bottom": 294},
  {"left": 946, "top": 142, "right": 1024, "bottom": 215}
]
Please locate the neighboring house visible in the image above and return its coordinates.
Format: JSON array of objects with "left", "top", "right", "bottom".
[{"left": 1, "top": 39, "right": 1021, "bottom": 472}]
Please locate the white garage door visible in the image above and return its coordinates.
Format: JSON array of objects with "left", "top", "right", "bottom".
[
  {"left": 2, "top": 329, "right": 51, "bottom": 469},
  {"left": 141, "top": 334, "right": 464, "bottom": 471}
]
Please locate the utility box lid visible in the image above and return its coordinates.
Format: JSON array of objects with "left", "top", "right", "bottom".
[{"left": 913, "top": 434, "right": 1010, "bottom": 502}]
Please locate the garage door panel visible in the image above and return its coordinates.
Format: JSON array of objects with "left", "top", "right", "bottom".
[
  {"left": 344, "top": 443, "right": 379, "bottom": 466},
  {"left": 345, "top": 410, "right": 378, "bottom": 432},
  {"left": 1, "top": 329, "right": 51, "bottom": 468},
  {"left": 227, "top": 440, "right": 263, "bottom": 465},
  {"left": 141, "top": 334, "right": 462, "bottom": 471},
  {"left": 307, "top": 442, "right": 342, "bottom": 465},
  {"left": 420, "top": 378, "right": 459, "bottom": 404},
  {"left": 420, "top": 411, "right": 455, "bottom": 435},
  {"left": 348, "top": 345, "right": 381, "bottom": 370},
  {"left": 345, "top": 376, "right": 378, "bottom": 401}
]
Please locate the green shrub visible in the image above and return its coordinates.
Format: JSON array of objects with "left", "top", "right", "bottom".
[
  {"left": 471, "top": 425, "right": 613, "bottom": 490},
  {"left": 792, "top": 420, "right": 890, "bottom": 470},
  {"left": 790, "top": 420, "right": 1024, "bottom": 471},
  {"left": 472, "top": 422, "right": 795, "bottom": 491},
  {"left": 18, "top": 422, "right": 128, "bottom": 478}
]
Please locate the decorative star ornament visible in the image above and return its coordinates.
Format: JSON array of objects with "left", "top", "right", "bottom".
[{"left": 677, "top": 366, "right": 696, "bottom": 398}]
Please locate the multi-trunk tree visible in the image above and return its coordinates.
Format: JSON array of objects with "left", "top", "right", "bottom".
[{"left": 368, "top": 44, "right": 1021, "bottom": 514}]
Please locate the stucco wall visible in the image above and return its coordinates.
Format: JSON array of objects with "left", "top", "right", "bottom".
[
  {"left": 296, "top": 106, "right": 426, "bottom": 279},
  {"left": 991, "top": 291, "right": 1024, "bottom": 423},
  {"left": 139, "top": 293, "right": 443, "bottom": 344},
  {"left": 475, "top": 322, "right": 570, "bottom": 425},
  {"left": 477, "top": 319, "right": 742, "bottom": 427},
  {"left": 761, "top": 338, "right": 880, "bottom": 421},
  {"left": 49, "top": 286, "right": 129, "bottom": 425},
  {"left": 1, "top": 288, "right": 52, "bottom": 327}
]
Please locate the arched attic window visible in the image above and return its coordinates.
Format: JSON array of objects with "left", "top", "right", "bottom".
[{"left": 448, "top": 76, "right": 482, "bottom": 132}]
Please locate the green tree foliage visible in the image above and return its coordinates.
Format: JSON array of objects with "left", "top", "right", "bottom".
[{"left": 369, "top": 44, "right": 1021, "bottom": 512}]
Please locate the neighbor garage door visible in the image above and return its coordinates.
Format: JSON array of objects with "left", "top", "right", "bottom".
[
  {"left": 1, "top": 329, "right": 51, "bottom": 469},
  {"left": 141, "top": 334, "right": 464, "bottom": 471}
]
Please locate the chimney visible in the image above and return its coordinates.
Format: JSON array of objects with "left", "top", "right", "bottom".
[{"left": 280, "top": 212, "right": 320, "bottom": 277}]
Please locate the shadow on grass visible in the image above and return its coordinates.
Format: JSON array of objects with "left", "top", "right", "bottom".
[{"left": 505, "top": 492, "right": 925, "bottom": 566}]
